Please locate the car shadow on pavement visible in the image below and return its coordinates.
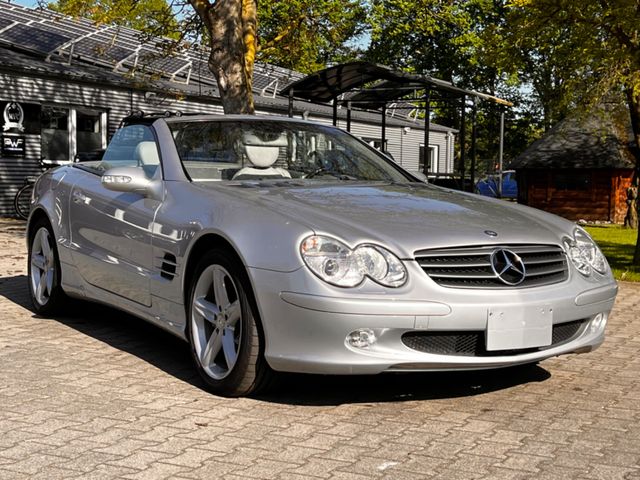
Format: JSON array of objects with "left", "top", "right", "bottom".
[
  {"left": 1, "top": 274, "right": 551, "bottom": 405},
  {"left": 0, "top": 274, "right": 203, "bottom": 388},
  {"left": 261, "top": 366, "right": 550, "bottom": 406}
]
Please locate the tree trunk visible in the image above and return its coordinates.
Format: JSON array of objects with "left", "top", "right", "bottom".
[
  {"left": 626, "top": 88, "right": 640, "bottom": 264},
  {"left": 190, "top": 0, "right": 256, "bottom": 114}
]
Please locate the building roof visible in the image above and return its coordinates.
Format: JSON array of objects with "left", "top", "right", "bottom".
[
  {"left": 510, "top": 105, "right": 637, "bottom": 170},
  {"left": 0, "top": 1, "right": 456, "bottom": 132}
]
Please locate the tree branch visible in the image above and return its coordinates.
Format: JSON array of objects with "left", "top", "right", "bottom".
[
  {"left": 188, "top": 0, "right": 211, "bottom": 24},
  {"left": 258, "top": 14, "right": 307, "bottom": 53}
]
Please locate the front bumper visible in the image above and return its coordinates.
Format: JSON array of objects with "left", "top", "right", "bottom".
[{"left": 249, "top": 264, "right": 618, "bottom": 375}]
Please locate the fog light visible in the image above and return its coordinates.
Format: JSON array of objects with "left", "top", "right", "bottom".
[
  {"left": 347, "top": 328, "right": 377, "bottom": 348},
  {"left": 590, "top": 313, "right": 607, "bottom": 334}
]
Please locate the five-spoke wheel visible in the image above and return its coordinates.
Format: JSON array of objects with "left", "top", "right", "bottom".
[
  {"left": 191, "top": 264, "right": 242, "bottom": 380},
  {"left": 187, "top": 250, "right": 272, "bottom": 396},
  {"left": 28, "top": 219, "right": 65, "bottom": 314}
]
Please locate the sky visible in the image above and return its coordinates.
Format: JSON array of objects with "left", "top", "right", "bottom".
[{"left": 10, "top": 0, "right": 39, "bottom": 8}]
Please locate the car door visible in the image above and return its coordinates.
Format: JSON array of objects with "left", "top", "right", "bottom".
[{"left": 69, "top": 124, "right": 162, "bottom": 307}]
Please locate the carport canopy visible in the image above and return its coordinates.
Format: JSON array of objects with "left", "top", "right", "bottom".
[
  {"left": 279, "top": 61, "right": 512, "bottom": 108},
  {"left": 280, "top": 61, "right": 512, "bottom": 193}
]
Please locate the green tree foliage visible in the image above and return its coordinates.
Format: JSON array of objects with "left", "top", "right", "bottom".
[
  {"left": 368, "top": 0, "right": 489, "bottom": 84},
  {"left": 257, "top": 1, "right": 369, "bottom": 74},
  {"left": 366, "top": 0, "right": 540, "bottom": 169},
  {"left": 48, "top": 0, "right": 181, "bottom": 39},
  {"left": 504, "top": 0, "right": 640, "bottom": 263}
]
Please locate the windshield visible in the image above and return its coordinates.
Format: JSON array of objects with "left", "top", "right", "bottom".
[{"left": 168, "top": 120, "right": 411, "bottom": 183}]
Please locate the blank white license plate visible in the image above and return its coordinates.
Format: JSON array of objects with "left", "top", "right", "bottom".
[{"left": 486, "top": 305, "right": 553, "bottom": 351}]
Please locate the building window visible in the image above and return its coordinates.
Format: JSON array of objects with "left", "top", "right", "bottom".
[
  {"left": 40, "top": 106, "right": 107, "bottom": 162},
  {"left": 41, "top": 106, "right": 69, "bottom": 161},
  {"left": 76, "top": 109, "right": 104, "bottom": 154},
  {"left": 419, "top": 145, "right": 438, "bottom": 173},
  {"left": 362, "top": 137, "right": 383, "bottom": 151}
]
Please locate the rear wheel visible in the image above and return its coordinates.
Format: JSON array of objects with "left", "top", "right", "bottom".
[
  {"left": 28, "top": 219, "right": 66, "bottom": 314},
  {"left": 187, "top": 249, "right": 273, "bottom": 397}
]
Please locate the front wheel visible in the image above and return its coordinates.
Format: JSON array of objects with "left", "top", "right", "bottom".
[
  {"left": 187, "top": 250, "right": 273, "bottom": 397},
  {"left": 28, "top": 219, "right": 67, "bottom": 314}
]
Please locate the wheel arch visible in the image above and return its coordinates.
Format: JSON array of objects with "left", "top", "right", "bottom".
[
  {"left": 182, "top": 232, "right": 270, "bottom": 356},
  {"left": 27, "top": 207, "right": 53, "bottom": 242},
  {"left": 182, "top": 233, "right": 249, "bottom": 308}
]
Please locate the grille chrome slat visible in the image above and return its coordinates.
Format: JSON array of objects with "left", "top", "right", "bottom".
[
  {"left": 427, "top": 272, "right": 498, "bottom": 279},
  {"left": 519, "top": 257, "right": 565, "bottom": 265},
  {"left": 415, "top": 244, "right": 568, "bottom": 289},
  {"left": 526, "top": 264, "right": 567, "bottom": 277},
  {"left": 417, "top": 260, "right": 491, "bottom": 268}
]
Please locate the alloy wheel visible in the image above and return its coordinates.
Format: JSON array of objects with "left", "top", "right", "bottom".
[
  {"left": 30, "top": 227, "right": 56, "bottom": 306},
  {"left": 191, "top": 264, "right": 242, "bottom": 380}
]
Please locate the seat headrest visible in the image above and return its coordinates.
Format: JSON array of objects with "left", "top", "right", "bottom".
[
  {"left": 242, "top": 132, "right": 286, "bottom": 168},
  {"left": 134, "top": 141, "right": 160, "bottom": 166}
]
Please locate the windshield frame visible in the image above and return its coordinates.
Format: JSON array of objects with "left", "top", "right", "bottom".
[{"left": 166, "top": 117, "right": 419, "bottom": 185}]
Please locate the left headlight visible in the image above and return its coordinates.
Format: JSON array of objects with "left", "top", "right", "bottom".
[
  {"left": 564, "top": 228, "right": 609, "bottom": 276},
  {"left": 300, "top": 235, "right": 407, "bottom": 288}
]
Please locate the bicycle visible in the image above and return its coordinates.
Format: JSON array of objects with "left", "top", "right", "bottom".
[
  {"left": 13, "top": 176, "right": 39, "bottom": 220},
  {"left": 13, "top": 159, "right": 64, "bottom": 220}
]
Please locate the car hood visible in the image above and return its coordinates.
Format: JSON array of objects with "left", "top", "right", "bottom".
[{"left": 219, "top": 181, "right": 576, "bottom": 258}]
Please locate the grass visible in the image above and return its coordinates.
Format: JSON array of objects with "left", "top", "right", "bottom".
[{"left": 585, "top": 224, "right": 640, "bottom": 282}]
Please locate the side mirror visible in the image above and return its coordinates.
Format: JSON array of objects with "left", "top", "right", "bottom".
[
  {"left": 408, "top": 171, "right": 428, "bottom": 183},
  {"left": 102, "top": 167, "right": 152, "bottom": 195}
]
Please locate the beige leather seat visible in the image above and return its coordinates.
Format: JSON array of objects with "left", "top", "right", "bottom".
[
  {"left": 134, "top": 141, "right": 160, "bottom": 166},
  {"left": 232, "top": 132, "right": 291, "bottom": 180}
]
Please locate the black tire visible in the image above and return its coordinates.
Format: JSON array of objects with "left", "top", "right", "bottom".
[
  {"left": 14, "top": 183, "right": 34, "bottom": 220},
  {"left": 27, "top": 217, "right": 67, "bottom": 315},
  {"left": 186, "top": 249, "right": 274, "bottom": 397}
]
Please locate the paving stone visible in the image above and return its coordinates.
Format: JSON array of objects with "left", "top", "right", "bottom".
[{"left": 0, "top": 217, "right": 639, "bottom": 479}]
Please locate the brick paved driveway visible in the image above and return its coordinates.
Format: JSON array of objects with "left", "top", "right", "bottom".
[{"left": 0, "top": 217, "right": 639, "bottom": 480}]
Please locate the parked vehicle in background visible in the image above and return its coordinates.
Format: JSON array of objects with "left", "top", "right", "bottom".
[
  {"left": 26, "top": 114, "right": 617, "bottom": 397},
  {"left": 476, "top": 170, "right": 517, "bottom": 199}
]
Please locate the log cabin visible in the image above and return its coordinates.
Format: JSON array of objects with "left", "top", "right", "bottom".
[{"left": 511, "top": 105, "right": 636, "bottom": 224}]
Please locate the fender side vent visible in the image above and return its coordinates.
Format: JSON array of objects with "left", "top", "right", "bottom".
[{"left": 160, "top": 253, "right": 177, "bottom": 280}]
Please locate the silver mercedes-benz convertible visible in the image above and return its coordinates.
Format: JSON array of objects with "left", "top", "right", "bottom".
[{"left": 27, "top": 114, "right": 618, "bottom": 396}]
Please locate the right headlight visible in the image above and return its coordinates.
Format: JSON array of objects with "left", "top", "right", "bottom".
[
  {"left": 564, "top": 228, "right": 609, "bottom": 276},
  {"left": 300, "top": 235, "right": 407, "bottom": 288}
]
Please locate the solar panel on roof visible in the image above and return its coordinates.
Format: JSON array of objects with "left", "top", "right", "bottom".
[
  {"left": 0, "top": 17, "right": 15, "bottom": 31},
  {"left": 73, "top": 39, "right": 134, "bottom": 63},
  {"left": 253, "top": 73, "right": 276, "bottom": 91},
  {"left": 0, "top": 23, "right": 71, "bottom": 54},
  {"left": 1, "top": 11, "right": 27, "bottom": 24},
  {"left": 0, "top": 1, "right": 308, "bottom": 93},
  {"left": 144, "top": 55, "right": 189, "bottom": 74},
  {"left": 157, "top": 58, "right": 190, "bottom": 74},
  {"left": 191, "top": 59, "right": 217, "bottom": 81},
  {"left": 41, "top": 20, "right": 88, "bottom": 37}
]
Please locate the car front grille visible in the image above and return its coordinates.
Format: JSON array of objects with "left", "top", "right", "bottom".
[
  {"left": 401, "top": 319, "right": 587, "bottom": 357},
  {"left": 415, "top": 244, "right": 568, "bottom": 288}
]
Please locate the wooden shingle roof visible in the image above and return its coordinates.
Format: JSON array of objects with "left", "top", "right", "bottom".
[{"left": 511, "top": 105, "right": 636, "bottom": 170}]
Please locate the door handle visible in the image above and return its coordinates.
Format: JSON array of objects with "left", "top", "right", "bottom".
[{"left": 72, "top": 191, "right": 88, "bottom": 204}]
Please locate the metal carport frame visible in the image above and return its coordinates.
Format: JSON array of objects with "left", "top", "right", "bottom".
[{"left": 281, "top": 61, "right": 513, "bottom": 192}]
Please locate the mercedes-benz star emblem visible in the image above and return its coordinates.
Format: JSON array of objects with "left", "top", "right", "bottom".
[{"left": 490, "top": 249, "right": 526, "bottom": 285}]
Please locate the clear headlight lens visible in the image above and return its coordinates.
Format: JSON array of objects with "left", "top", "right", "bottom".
[
  {"left": 564, "top": 228, "right": 609, "bottom": 276},
  {"left": 300, "top": 235, "right": 407, "bottom": 287}
]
